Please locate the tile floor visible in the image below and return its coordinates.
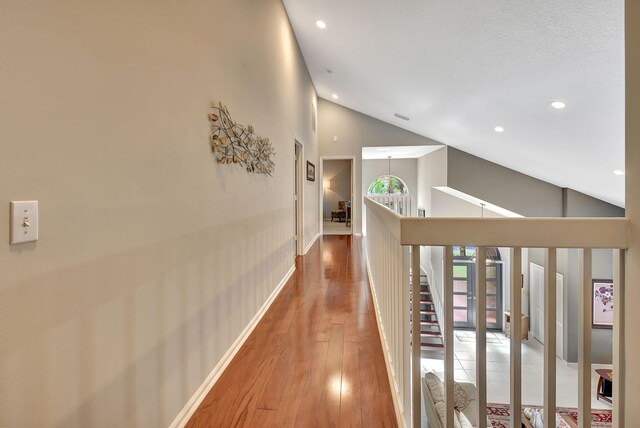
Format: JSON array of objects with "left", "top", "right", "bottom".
[{"left": 422, "top": 331, "right": 612, "bottom": 410}]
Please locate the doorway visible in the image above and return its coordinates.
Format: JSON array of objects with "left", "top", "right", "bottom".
[
  {"left": 320, "top": 157, "right": 355, "bottom": 235},
  {"left": 452, "top": 246, "right": 503, "bottom": 330},
  {"left": 530, "top": 262, "right": 564, "bottom": 358},
  {"left": 294, "top": 141, "right": 303, "bottom": 255}
]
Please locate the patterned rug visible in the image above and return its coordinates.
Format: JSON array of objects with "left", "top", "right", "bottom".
[{"left": 487, "top": 403, "right": 612, "bottom": 427}]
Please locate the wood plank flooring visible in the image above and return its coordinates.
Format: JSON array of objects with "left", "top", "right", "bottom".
[{"left": 186, "top": 235, "right": 398, "bottom": 427}]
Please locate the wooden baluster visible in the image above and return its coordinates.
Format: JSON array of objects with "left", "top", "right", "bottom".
[
  {"left": 510, "top": 247, "right": 522, "bottom": 428},
  {"left": 476, "top": 246, "right": 487, "bottom": 428},
  {"left": 444, "top": 246, "right": 455, "bottom": 428},
  {"left": 544, "top": 248, "right": 557, "bottom": 428},
  {"left": 412, "top": 245, "right": 421, "bottom": 427},
  {"left": 578, "top": 249, "right": 592, "bottom": 428},
  {"left": 403, "top": 246, "right": 411, "bottom": 425},
  {"left": 613, "top": 249, "right": 625, "bottom": 428}
]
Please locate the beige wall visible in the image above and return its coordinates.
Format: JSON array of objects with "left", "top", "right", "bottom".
[
  {"left": 318, "top": 98, "right": 442, "bottom": 234},
  {"left": 625, "top": 0, "right": 640, "bottom": 425},
  {"left": 0, "top": 0, "right": 318, "bottom": 426},
  {"left": 447, "top": 147, "right": 565, "bottom": 217},
  {"left": 563, "top": 188, "right": 625, "bottom": 217},
  {"left": 446, "top": 147, "right": 624, "bottom": 218},
  {"left": 416, "top": 147, "right": 448, "bottom": 217}
]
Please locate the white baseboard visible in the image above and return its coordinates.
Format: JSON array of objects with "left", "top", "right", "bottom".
[
  {"left": 364, "top": 251, "right": 408, "bottom": 428},
  {"left": 304, "top": 232, "right": 320, "bottom": 254},
  {"left": 169, "top": 264, "right": 296, "bottom": 428}
]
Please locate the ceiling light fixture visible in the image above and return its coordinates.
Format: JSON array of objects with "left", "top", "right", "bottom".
[
  {"left": 316, "top": 20, "right": 327, "bottom": 29},
  {"left": 613, "top": 170, "right": 625, "bottom": 176},
  {"left": 494, "top": 126, "right": 504, "bottom": 133},
  {"left": 394, "top": 113, "right": 410, "bottom": 121},
  {"left": 332, "top": 94, "right": 339, "bottom": 99},
  {"left": 551, "top": 101, "right": 566, "bottom": 109}
]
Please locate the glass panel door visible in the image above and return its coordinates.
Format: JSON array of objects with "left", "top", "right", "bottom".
[
  {"left": 453, "top": 262, "right": 474, "bottom": 328},
  {"left": 451, "top": 247, "right": 503, "bottom": 330}
]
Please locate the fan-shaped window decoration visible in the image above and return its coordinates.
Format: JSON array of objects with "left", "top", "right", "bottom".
[{"left": 367, "top": 175, "right": 409, "bottom": 195}]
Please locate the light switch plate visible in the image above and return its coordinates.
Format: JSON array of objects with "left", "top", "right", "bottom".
[{"left": 10, "top": 201, "right": 38, "bottom": 245}]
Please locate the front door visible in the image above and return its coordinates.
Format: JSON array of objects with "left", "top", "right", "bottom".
[{"left": 452, "top": 247, "right": 503, "bottom": 330}]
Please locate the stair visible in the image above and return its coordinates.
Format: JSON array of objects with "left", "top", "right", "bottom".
[{"left": 410, "top": 273, "right": 444, "bottom": 356}]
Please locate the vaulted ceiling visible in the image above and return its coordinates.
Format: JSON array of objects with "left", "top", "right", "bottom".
[{"left": 283, "top": 0, "right": 625, "bottom": 207}]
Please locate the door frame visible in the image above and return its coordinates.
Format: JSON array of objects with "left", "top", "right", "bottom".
[
  {"left": 529, "top": 262, "right": 564, "bottom": 359},
  {"left": 319, "top": 156, "right": 356, "bottom": 236},
  {"left": 294, "top": 140, "right": 304, "bottom": 256},
  {"left": 452, "top": 259, "right": 503, "bottom": 330}
]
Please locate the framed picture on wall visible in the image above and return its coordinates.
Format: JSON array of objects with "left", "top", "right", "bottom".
[
  {"left": 592, "top": 279, "right": 613, "bottom": 328},
  {"left": 306, "top": 161, "right": 315, "bottom": 181}
]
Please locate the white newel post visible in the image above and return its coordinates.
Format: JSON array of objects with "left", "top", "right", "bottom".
[
  {"left": 543, "top": 248, "right": 557, "bottom": 428},
  {"left": 475, "top": 246, "right": 487, "bottom": 428},
  {"left": 625, "top": 1, "right": 640, "bottom": 425},
  {"left": 411, "top": 245, "right": 421, "bottom": 428},
  {"left": 578, "top": 249, "right": 592, "bottom": 428}
]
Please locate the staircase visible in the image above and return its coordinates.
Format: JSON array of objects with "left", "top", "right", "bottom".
[{"left": 410, "top": 273, "right": 444, "bottom": 358}]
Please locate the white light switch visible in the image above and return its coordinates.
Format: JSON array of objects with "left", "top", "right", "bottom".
[{"left": 10, "top": 201, "right": 38, "bottom": 245}]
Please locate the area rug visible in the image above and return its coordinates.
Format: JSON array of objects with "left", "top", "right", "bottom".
[{"left": 486, "top": 403, "right": 612, "bottom": 427}]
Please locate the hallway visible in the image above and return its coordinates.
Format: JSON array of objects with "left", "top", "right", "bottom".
[{"left": 187, "top": 236, "right": 397, "bottom": 427}]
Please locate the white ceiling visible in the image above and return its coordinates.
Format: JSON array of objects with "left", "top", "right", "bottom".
[
  {"left": 362, "top": 145, "right": 443, "bottom": 160},
  {"left": 283, "top": 0, "right": 625, "bottom": 207}
]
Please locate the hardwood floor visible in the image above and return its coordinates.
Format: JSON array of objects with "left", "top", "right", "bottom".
[{"left": 186, "top": 235, "right": 398, "bottom": 427}]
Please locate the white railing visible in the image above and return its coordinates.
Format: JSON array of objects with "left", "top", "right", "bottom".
[
  {"left": 368, "top": 194, "right": 412, "bottom": 217},
  {"left": 364, "top": 197, "right": 628, "bottom": 428},
  {"left": 365, "top": 200, "right": 411, "bottom": 426}
]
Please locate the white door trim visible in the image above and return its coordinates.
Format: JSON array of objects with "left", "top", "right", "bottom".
[
  {"left": 294, "top": 139, "right": 304, "bottom": 256},
  {"left": 319, "top": 155, "right": 357, "bottom": 236},
  {"left": 529, "top": 262, "right": 564, "bottom": 359}
]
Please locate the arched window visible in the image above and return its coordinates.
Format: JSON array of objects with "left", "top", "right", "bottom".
[{"left": 367, "top": 175, "right": 409, "bottom": 195}]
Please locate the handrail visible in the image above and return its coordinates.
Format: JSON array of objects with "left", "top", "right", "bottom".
[
  {"left": 368, "top": 194, "right": 412, "bottom": 217},
  {"left": 364, "top": 196, "right": 629, "bottom": 428},
  {"left": 364, "top": 197, "right": 629, "bottom": 249},
  {"left": 366, "top": 197, "right": 403, "bottom": 240}
]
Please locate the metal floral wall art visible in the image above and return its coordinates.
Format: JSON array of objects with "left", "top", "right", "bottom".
[{"left": 209, "top": 102, "right": 275, "bottom": 175}]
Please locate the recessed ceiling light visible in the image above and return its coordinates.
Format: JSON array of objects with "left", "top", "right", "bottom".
[
  {"left": 613, "top": 170, "right": 625, "bottom": 176},
  {"left": 394, "top": 113, "right": 410, "bottom": 121},
  {"left": 332, "top": 94, "right": 339, "bottom": 99},
  {"left": 494, "top": 126, "right": 504, "bottom": 133},
  {"left": 316, "top": 20, "right": 327, "bottom": 29},
  {"left": 551, "top": 101, "right": 566, "bottom": 109}
]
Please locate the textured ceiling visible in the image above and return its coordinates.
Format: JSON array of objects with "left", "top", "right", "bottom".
[{"left": 283, "top": 0, "right": 625, "bottom": 207}]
